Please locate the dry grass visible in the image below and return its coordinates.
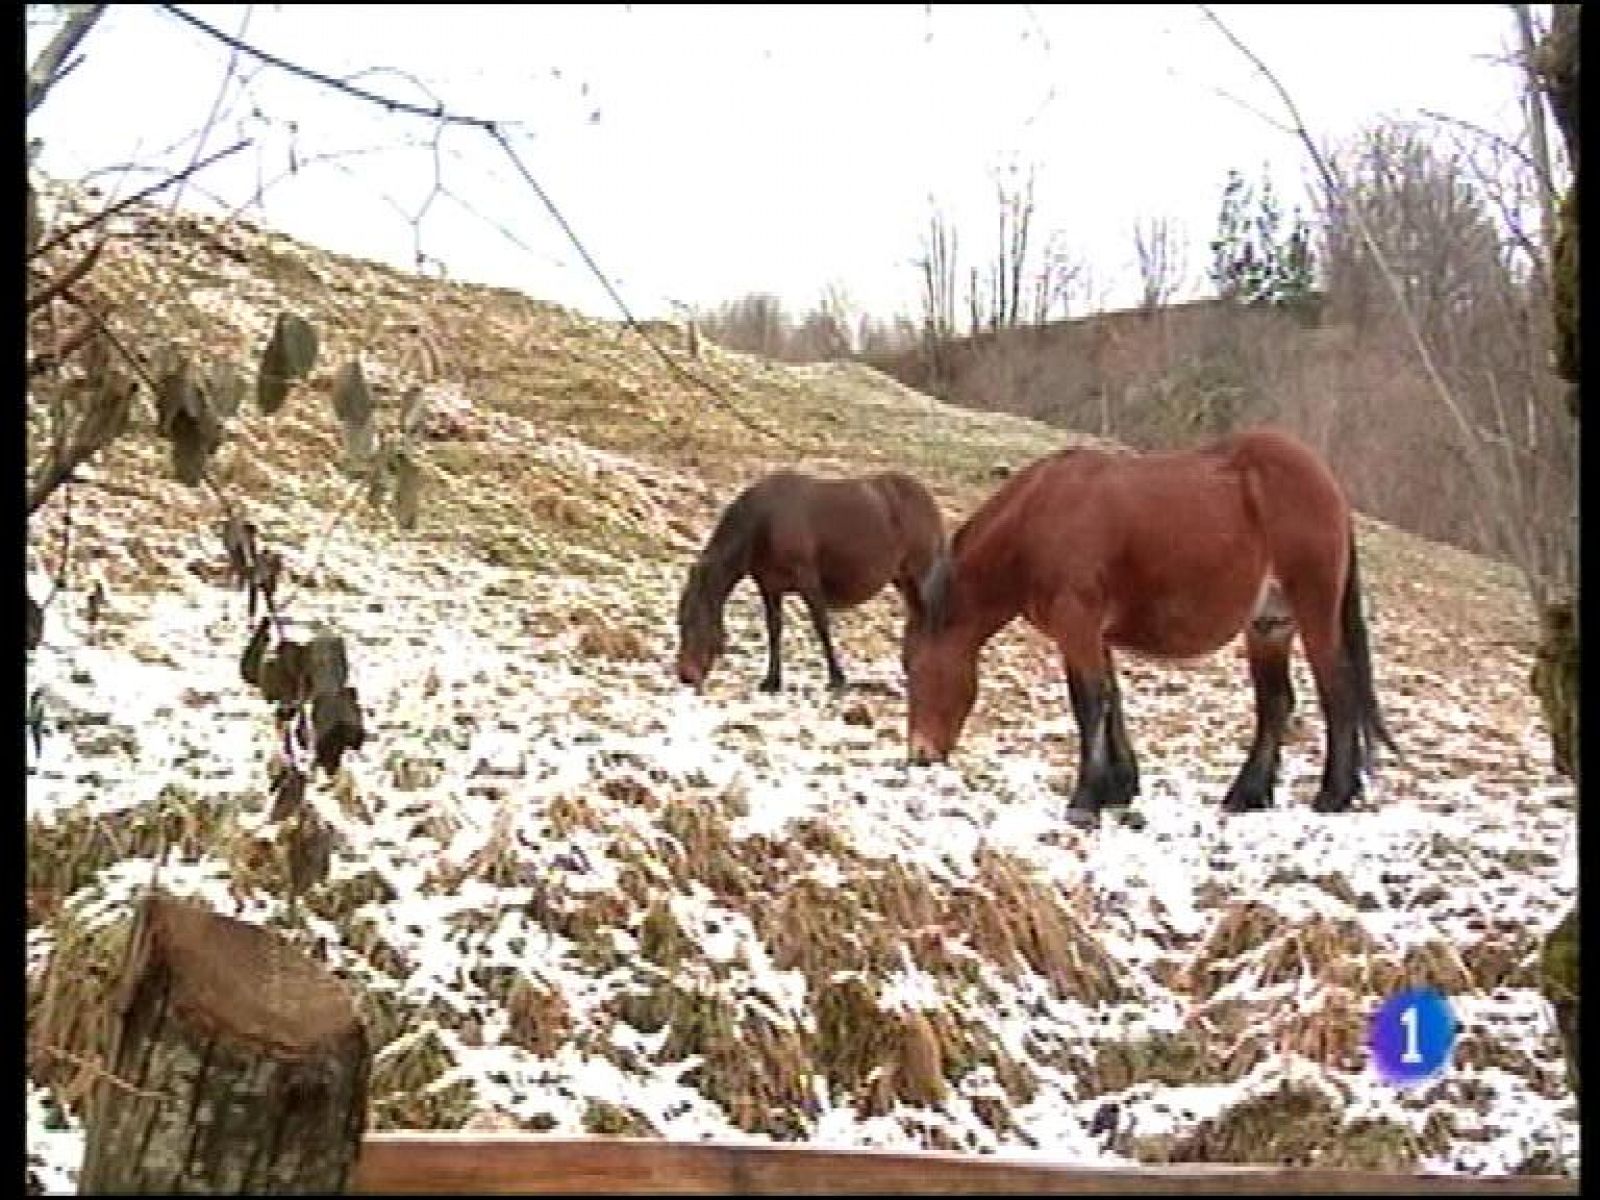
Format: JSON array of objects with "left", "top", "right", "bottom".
[
  {"left": 761, "top": 877, "right": 896, "bottom": 982},
  {"left": 26, "top": 905, "right": 131, "bottom": 1112},
  {"left": 1463, "top": 933, "right": 1540, "bottom": 991},
  {"left": 957, "top": 849, "right": 1125, "bottom": 1004},
  {"left": 1136, "top": 1080, "right": 1419, "bottom": 1171},
  {"left": 545, "top": 792, "right": 603, "bottom": 839},
  {"left": 1255, "top": 914, "right": 1382, "bottom": 991},
  {"left": 636, "top": 898, "right": 690, "bottom": 968},
  {"left": 28, "top": 787, "right": 237, "bottom": 906},
  {"left": 574, "top": 614, "right": 652, "bottom": 663},
  {"left": 657, "top": 796, "right": 749, "bottom": 897},
  {"left": 1183, "top": 901, "right": 1286, "bottom": 1000},
  {"left": 613, "top": 976, "right": 814, "bottom": 1137},
  {"left": 505, "top": 977, "right": 572, "bottom": 1058},
  {"left": 1088, "top": 1030, "right": 1228, "bottom": 1095},
  {"left": 1276, "top": 988, "right": 1370, "bottom": 1072}
]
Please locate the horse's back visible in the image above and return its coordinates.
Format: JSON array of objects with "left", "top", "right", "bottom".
[
  {"left": 1214, "top": 427, "right": 1352, "bottom": 550},
  {"left": 866, "top": 471, "right": 943, "bottom": 529}
]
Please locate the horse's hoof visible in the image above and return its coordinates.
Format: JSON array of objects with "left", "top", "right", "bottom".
[
  {"left": 1220, "top": 783, "right": 1271, "bottom": 814},
  {"left": 759, "top": 678, "right": 782, "bottom": 694},
  {"left": 1311, "top": 791, "right": 1354, "bottom": 814},
  {"left": 1063, "top": 805, "right": 1101, "bottom": 831},
  {"left": 1104, "top": 781, "right": 1139, "bottom": 810},
  {"left": 827, "top": 676, "right": 848, "bottom": 693}
]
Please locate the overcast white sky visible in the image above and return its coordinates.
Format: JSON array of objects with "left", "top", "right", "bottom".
[{"left": 28, "top": 4, "right": 1540, "bottom": 326}]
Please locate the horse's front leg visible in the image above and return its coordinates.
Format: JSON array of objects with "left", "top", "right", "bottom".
[
  {"left": 758, "top": 584, "right": 784, "bottom": 693},
  {"left": 799, "top": 586, "right": 847, "bottom": 692},
  {"left": 1064, "top": 667, "right": 1118, "bottom": 828},
  {"left": 1103, "top": 653, "right": 1140, "bottom": 808}
]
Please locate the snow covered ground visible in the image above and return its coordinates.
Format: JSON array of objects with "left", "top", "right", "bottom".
[{"left": 25, "top": 454, "right": 1578, "bottom": 1188}]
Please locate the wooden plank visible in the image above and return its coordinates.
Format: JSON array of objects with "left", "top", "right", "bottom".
[{"left": 351, "top": 1135, "right": 1580, "bottom": 1196}]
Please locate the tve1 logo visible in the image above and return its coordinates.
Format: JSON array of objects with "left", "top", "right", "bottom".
[{"left": 1369, "top": 987, "right": 1458, "bottom": 1086}]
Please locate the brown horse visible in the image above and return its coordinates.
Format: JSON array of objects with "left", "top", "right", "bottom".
[
  {"left": 903, "top": 428, "right": 1399, "bottom": 823},
  {"left": 676, "top": 469, "right": 946, "bottom": 693}
]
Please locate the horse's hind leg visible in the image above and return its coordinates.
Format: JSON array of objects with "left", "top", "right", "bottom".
[
  {"left": 1282, "top": 570, "right": 1363, "bottom": 813},
  {"left": 758, "top": 583, "right": 784, "bottom": 693},
  {"left": 1222, "top": 586, "right": 1297, "bottom": 813},
  {"left": 1064, "top": 665, "right": 1121, "bottom": 828},
  {"left": 798, "top": 585, "right": 847, "bottom": 692}
]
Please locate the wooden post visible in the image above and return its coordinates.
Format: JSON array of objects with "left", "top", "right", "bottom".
[{"left": 77, "top": 889, "right": 370, "bottom": 1193}]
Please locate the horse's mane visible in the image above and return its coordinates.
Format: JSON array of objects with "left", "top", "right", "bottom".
[{"left": 923, "top": 452, "right": 1075, "bottom": 629}]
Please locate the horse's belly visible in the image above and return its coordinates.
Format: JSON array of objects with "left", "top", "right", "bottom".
[
  {"left": 1105, "top": 585, "right": 1259, "bottom": 661},
  {"left": 818, "top": 538, "right": 899, "bottom": 608},
  {"left": 823, "top": 563, "right": 893, "bottom": 609}
]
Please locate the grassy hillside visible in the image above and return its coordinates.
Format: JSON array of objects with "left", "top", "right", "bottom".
[{"left": 25, "top": 186, "right": 1577, "bottom": 1187}]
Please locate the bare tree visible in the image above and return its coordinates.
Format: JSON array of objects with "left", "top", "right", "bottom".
[
  {"left": 986, "top": 163, "right": 1036, "bottom": 330},
  {"left": 915, "top": 205, "right": 960, "bottom": 393},
  {"left": 1133, "top": 216, "right": 1188, "bottom": 312},
  {"left": 789, "top": 287, "right": 853, "bottom": 362},
  {"left": 1509, "top": 4, "right": 1561, "bottom": 256},
  {"left": 1318, "top": 118, "right": 1573, "bottom": 601},
  {"left": 1029, "top": 233, "right": 1085, "bottom": 326},
  {"left": 699, "top": 292, "right": 790, "bottom": 359}
]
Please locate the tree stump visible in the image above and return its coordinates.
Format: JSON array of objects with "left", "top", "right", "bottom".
[
  {"left": 77, "top": 889, "right": 370, "bottom": 1193},
  {"left": 1541, "top": 907, "right": 1580, "bottom": 1098}
]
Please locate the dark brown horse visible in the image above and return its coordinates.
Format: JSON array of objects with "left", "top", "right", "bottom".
[
  {"left": 903, "top": 428, "right": 1399, "bottom": 823},
  {"left": 676, "top": 470, "right": 946, "bottom": 693}
]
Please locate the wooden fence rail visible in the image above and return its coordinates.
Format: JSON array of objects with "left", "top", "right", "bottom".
[{"left": 351, "top": 1135, "right": 1579, "bottom": 1196}]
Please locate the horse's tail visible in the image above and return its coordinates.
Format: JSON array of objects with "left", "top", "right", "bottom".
[{"left": 1341, "top": 524, "right": 1401, "bottom": 774}]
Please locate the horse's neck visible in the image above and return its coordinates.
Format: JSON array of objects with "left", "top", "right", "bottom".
[
  {"left": 949, "top": 516, "right": 1029, "bottom": 648},
  {"left": 698, "top": 532, "right": 750, "bottom": 607},
  {"left": 949, "top": 556, "right": 1023, "bottom": 650}
]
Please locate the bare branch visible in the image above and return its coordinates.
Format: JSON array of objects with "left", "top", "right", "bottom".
[
  {"left": 1418, "top": 108, "right": 1542, "bottom": 176},
  {"left": 26, "top": 4, "right": 106, "bottom": 113},
  {"left": 161, "top": 2, "right": 798, "bottom": 450},
  {"left": 160, "top": 4, "right": 490, "bottom": 129},
  {"left": 1197, "top": 3, "right": 1526, "bottom": 570},
  {"left": 28, "top": 235, "right": 108, "bottom": 314},
  {"left": 31, "top": 139, "right": 251, "bottom": 262}
]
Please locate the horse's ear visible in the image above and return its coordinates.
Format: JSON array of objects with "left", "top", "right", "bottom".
[{"left": 919, "top": 552, "right": 952, "bottom": 632}]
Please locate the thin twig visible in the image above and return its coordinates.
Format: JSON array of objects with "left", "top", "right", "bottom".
[
  {"left": 32, "top": 1044, "right": 167, "bottom": 1102},
  {"left": 38, "top": 483, "right": 74, "bottom": 615},
  {"left": 169, "top": 4, "right": 254, "bottom": 215},
  {"left": 202, "top": 466, "right": 291, "bottom": 643},
  {"left": 275, "top": 474, "right": 368, "bottom": 614},
  {"left": 489, "top": 127, "right": 801, "bottom": 448},
  {"left": 1418, "top": 107, "right": 1543, "bottom": 176},
  {"left": 161, "top": 4, "right": 487, "bottom": 128},
  {"left": 28, "top": 234, "right": 108, "bottom": 314},
  {"left": 31, "top": 139, "right": 251, "bottom": 262}
]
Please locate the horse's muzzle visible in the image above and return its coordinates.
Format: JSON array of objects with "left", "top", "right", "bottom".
[{"left": 675, "top": 661, "right": 705, "bottom": 690}]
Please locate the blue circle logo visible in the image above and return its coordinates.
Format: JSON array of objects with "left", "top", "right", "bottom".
[{"left": 1369, "top": 987, "right": 1457, "bottom": 1085}]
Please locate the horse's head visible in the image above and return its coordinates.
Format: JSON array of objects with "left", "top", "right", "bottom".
[
  {"left": 902, "top": 551, "right": 977, "bottom": 765},
  {"left": 675, "top": 560, "right": 727, "bottom": 689}
]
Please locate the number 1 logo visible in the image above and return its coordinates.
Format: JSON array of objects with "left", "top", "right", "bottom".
[{"left": 1370, "top": 987, "right": 1456, "bottom": 1085}]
